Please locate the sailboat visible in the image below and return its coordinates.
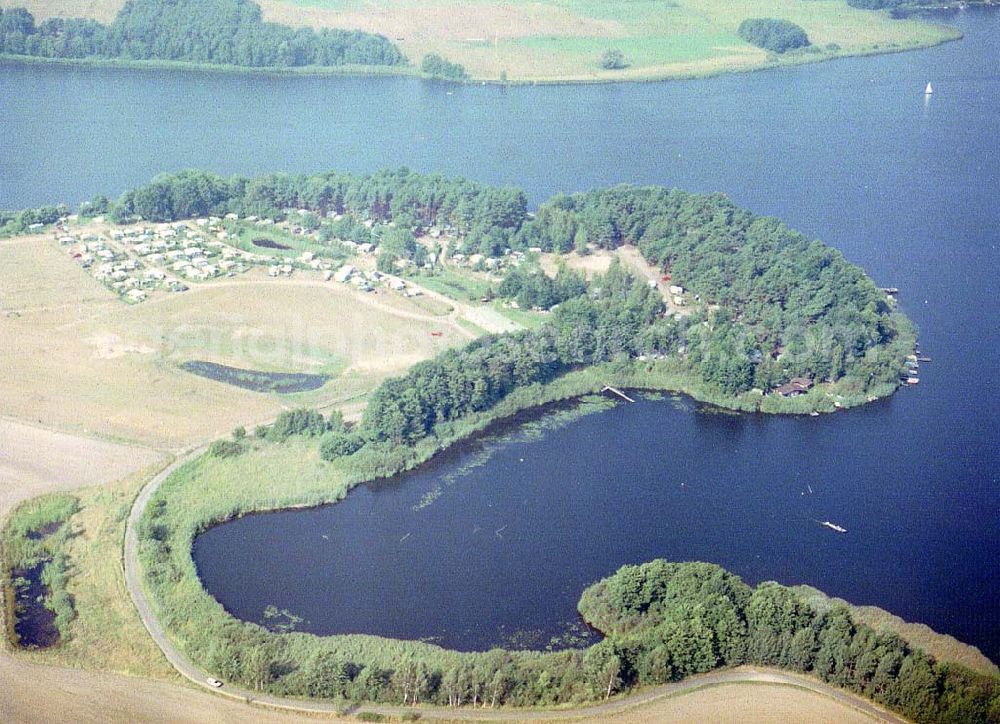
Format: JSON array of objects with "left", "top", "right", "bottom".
[{"left": 925, "top": 82, "right": 934, "bottom": 95}]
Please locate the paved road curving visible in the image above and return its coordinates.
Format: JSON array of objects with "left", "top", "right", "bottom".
[{"left": 123, "top": 448, "right": 908, "bottom": 722}]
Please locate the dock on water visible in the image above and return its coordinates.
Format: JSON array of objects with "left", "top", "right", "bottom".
[{"left": 601, "top": 385, "right": 635, "bottom": 403}]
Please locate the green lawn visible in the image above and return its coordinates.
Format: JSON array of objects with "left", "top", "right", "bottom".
[{"left": 408, "top": 268, "right": 490, "bottom": 302}]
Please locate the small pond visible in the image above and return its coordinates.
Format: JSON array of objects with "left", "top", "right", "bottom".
[
  {"left": 11, "top": 562, "right": 59, "bottom": 649},
  {"left": 251, "top": 237, "right": 291, "bottom": 250},
  {"left": 181, "top": 360, "right": 329, "bottom": 393}
]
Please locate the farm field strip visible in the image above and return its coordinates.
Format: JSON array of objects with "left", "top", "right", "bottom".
[
  {"left": 257, "top": 0, "right": 958, "bottom": 81},
  {"left": 2, "top": 0, "right": 960, "bottom": 82}
]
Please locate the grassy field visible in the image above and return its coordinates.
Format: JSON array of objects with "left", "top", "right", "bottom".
[
  {"left": 0, "top": 0, "right": 123, "bottom": 23},
  {"left": 4, "top": 0, "right": 961, "bottom": 82},
  {"left": 408, "top": 266, "right": 492, "bottom": 302},
  {"left": 0, "top": 233, "right": 468, "bottom": 448},
  {"left": 256, "top": 0, "right": 961, "bottom": 81}
]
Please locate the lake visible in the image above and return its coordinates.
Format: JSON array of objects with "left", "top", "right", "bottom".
[{"left": 3, "top": 9, "right": 998, "bottom": 660}]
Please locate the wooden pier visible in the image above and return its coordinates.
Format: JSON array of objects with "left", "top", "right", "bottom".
[{"left": 601, "top": 385, "right": 635, "bottom": 403}]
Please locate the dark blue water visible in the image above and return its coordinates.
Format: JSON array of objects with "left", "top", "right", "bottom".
[{"left": 3, "top": 11, "right": 997, "bottom": 658}]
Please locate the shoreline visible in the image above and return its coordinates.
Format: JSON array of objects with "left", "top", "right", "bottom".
[
  {"left": 0, "top": 25, "right": 963, "bottom": 86},
  {"left": 174, "top": 355, "right": 912, "bottom": 537},
  {"left": 129, "top": 360, "right": 910, "bottom": 655},
  {"left": 117, "top": 362, "right": 991, "bottom": 719}
]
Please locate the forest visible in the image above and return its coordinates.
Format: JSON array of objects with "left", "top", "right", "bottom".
[{"left": 0, "top": 1, "right": 404, "bottom": 68}]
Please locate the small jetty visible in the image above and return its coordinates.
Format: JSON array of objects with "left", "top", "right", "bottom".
[
  {"left": 601, "top": 385, "right": 635, "bottom": 403},
  {"left": 901, "top": 349, "right": 927, "bottom": 385},
  {"left": 821, "top": 521, "right": 847, "bottom": 533}
]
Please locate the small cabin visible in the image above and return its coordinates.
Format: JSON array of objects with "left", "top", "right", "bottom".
[{"left": 775, "top": 377, "right": 814, "bottom": 398}]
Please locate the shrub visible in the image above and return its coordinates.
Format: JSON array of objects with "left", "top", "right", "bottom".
[
  {"left": 420, "top": 53, "right": 467, "bottom": 80},
  {"left": 320, "top": 432, "right": 365, "bottom": 461},
  {"left": 208, "top": 439, "right": 245, "bottom": 458},
  {"left": 600, "top": 48, "right": 626, "bottom": 70},
  {"left": 738, "top": 18, "right": 811, "bottom": 54},
  {"left": 268, "top": 409, "right": 327, "bottom": 442}
]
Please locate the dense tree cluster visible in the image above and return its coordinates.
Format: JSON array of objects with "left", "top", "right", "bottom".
[
  {"left": 361, "top": 262, "right": 663, "bottom": 444},
  {"left": 420, "top": 53, "right": 468, "bottom": 80},
  {"left": 497, "top": 263, "right": 587, "bottom": 311},
  {"left": 737, "top": 18, "right": 811, "bottom": 54},
  {"left": 515, "top": 186, "right": 901, "bottom": 392},
  {"left": 0, "top": 204, "right": 69, "bottom": 236},
  {"left": 578, "top": 561, "right": 999, "bottom": 722},
  {"left": 265, "top": 408, "right": 341, "bottom": 442},
  {"left": 600, "top": 49, "right": 626, "bottom": 70},
  {"left": 0, "top": 1, "right": 404, "bottom": 68},
  {"left": 376, "top": 226, "right": 427, "bottom": 272},
  {"left": 353, "top": 179, "right": 907, "bottom": 445},
  {"left": 113, "top": 168, "right": 527, "bottom": 239},
  {"left": 208, "top": 439, "right": 246, "bottom": 458}
]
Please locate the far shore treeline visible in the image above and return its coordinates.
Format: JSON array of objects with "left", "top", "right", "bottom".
[{"left": 0, "top": 0, "right": 404, "bottom": 69}]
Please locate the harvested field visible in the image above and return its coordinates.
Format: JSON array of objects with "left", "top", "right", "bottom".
[
  {"left": 0, "top": 657, "right": 311, "bottom": 724},
  {"left": 0, "top": 418, "right": 163, "bottom": 514},
  {"left": 607, "top": 680, "right": 878, "bottom": 723}
]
